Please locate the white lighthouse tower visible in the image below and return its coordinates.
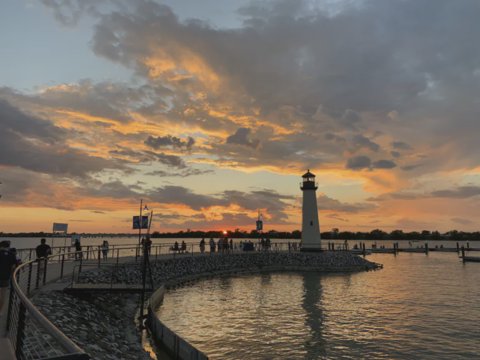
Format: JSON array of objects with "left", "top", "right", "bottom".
[{"left": 300, "top": 170, "right": 322, "bottom": 251}]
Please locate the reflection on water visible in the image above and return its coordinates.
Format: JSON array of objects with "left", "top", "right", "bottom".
[{"left": 157, "top": 253, "right": 480, "bottom": 359}]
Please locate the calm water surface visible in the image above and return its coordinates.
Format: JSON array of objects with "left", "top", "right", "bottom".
[{"left": 157, "top": 253, "right": 480, "bottom": 359}]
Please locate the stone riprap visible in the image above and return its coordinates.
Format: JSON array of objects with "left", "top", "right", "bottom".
[
  {"left": 31, "top": 292, "right": 151, "bottom": 360},
  {"left": 78, "top": 251, "right": 380, "bottom": 286}
]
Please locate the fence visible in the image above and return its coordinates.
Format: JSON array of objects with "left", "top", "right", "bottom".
[
  {"left": 6, "top": 240, "right": 305, "bottom": 359},
  {"left": 7, "top": 252, "right": 91, "bottom": 360}
]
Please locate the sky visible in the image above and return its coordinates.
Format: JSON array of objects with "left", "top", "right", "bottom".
[{"left": 1, "top": 0, "right": 480, "bottom": 233}]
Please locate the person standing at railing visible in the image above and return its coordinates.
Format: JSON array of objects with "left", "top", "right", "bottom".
[
  {"left": 199, "top": 238, "right": 205, "bottom": 253},
  {"left": 74, "top": 238, "right": 82, "bottom": 260},
  {"left": 0, "top": 240, "right": 17, "bottom": 317},
  {"left": 101, "top": 240, "right": 109, "bottom": 260},
  {"left": 36, "top": 238, "right": 52, "bottom": 259}
]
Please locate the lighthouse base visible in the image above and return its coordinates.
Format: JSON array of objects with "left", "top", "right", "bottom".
[{"left": 300, "top": 243, "right": 323, "bottom": 252}]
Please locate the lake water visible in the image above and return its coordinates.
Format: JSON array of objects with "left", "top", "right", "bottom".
[{"left": 156, "top": 252, "right": 480, "bottom": 359}]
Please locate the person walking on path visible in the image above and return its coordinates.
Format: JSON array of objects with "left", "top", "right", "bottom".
[
  {"left": 0, "top": 241, "right": 17, "bottom": 317},
  {"left": 199, "top": 238, "right": 205, "bottom": 253}
]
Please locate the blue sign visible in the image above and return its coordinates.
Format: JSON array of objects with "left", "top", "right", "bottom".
[{"left": 133, "top": 216, "right": 149, "bottom": 229}]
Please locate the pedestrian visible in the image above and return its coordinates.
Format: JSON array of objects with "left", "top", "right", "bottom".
[
  {"left": 101, "top": 240, "right": 109, "bottom": 260},
  {"left": 209, "top": 238, "right": 215, "bottom": 253},
  {"left": 74, "top": 238, "right": 82, "bottom": 260},
  {"left": 199, "top": 238, "right": 205, "bottom": 253},
  {"left": 181, "top": 241, "right": 187, "bottom": 253},
  {"left": 36, "top": 238, "right": 52, "bottom": 259},
  {"left": 0, "top": 240, "right": 17, "bottom": 316}
]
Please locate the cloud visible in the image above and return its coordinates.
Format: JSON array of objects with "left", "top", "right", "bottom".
[
  {"left": 144, "top": 151, "right": 186, "bottom": 168},
  {"left": 431, "top": 186, "right": 480, "bottom": 199},
  {"left": 451, "top": 217, "right": 474, "bottom": 226},
  {"left": 317, "top": 194, "right": 375, "bottom": 213},
  {"left": 351, "top": 134, "right": 380, "bottom": 152},
  {"left": 346, "top": 155, "right": 371, "bottom": 170},
  {"left": 145, "top": 168, "right": 214, "bottom": 177},
  {"left": 147, "top": 186, "right": 293, "bottom": 222},
  {"left": 145, "top": 135, "right": 195, "bottom": 150},
  {"left": 0, "top": 99, "right": 113, "bottom": 176},
  {"left": 372, "top": 160, "right": 397, "bottom": 169},
  {"left": 226, "top": 128, "right": 260, "bottom": 149},
  {"left": 391, "top": 141, "right": 412, "bottom": 151}
]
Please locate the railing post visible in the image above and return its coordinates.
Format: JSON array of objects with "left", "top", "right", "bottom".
[
  {"left": 116, "top": 249, "right": 120, "bottom": 267},
  {"left": 60, "top": 254, "right": 65, "bottom": 279},
  {"left": 26, "top": 262, "right": 33, "bottom": 296},
  {"left": 35, "top": 260, "right": 41, "bottom": 289},
  {"left": 155, "top": 246, "right": 158, "bottom": 261},
  {"left": 6, "top": 279, "right": 15, "bottom": 331},
  {"left": 15, "top": 302, "right": 27, "bottom": 359},
  {"left": 86, "top": 246, "right": 90, "bottom": 260},
  {"left": 79, "top": 254, "right": 83, "bottom": 274},
  {"left": 43, "top": 258, "right": 48, "bottom": 285},
  {"left": 98, "top": 248, "right": 101, "bottom": 268}
]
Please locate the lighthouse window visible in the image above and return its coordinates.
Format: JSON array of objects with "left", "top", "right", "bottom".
[{"left": 310, "top": 221, "right": 313, "bottom": 226}]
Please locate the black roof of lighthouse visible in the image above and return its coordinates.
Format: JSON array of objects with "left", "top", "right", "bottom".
[{"left": 302, "top": 170, "right": 315, "bottom": 178}]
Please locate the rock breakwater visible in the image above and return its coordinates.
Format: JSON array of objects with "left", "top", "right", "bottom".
[{"left": 78, "top": 251, "right": 380, "bottom": 286}]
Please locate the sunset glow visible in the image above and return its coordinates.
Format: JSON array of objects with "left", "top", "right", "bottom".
[{"left": 1, "top": 0, "right": 480, "bottom": 234}]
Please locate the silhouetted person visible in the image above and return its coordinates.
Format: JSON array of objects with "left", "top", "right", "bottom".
[
  {"left": 101, "top": 240, "right": 109, "bottom": 260},
  {"left": 36, "top": 238, "right": 52, "bottom": 259},
  {"left": 200, "top": 238, "right": 205, "bottom": 253},
  {"left": 74, "top": 239, "right": 82, "bottom": 260},
  {"left": 0, "top": 240, "right": 17, "bottom": 315}
]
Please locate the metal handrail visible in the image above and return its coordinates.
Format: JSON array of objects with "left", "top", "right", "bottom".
[{"left": 11, "top": 261, "right": 86, "bottom": 355}]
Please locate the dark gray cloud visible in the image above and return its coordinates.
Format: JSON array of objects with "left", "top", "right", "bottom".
[
  {"left": 148, "top": 185, "right": 221, "bottom": 210},
  {"left": 226, "top": 128, "right": 260, "bottom": 149},
  {"left": 372, "top": 159, "right": 397, "bottom": 169},
  {"left": 391, "top": 141, "right": 412, "bottom": 151},
  {"left": 147, "top": 186, "right": 293, "bottom": 222},
  {"left": 144, "top": 151, "right": 186, "bottom": 168},
  {"left": 351, "top": 134, "right": 380, "bottom": 152},
  {"left": 145, "top": 135, "right": 194, "bottom": 150},
  {"left": 346, "top": 155, "right": 371, "bottom": 170},
  {"left": 0, "top": 99, "right": 113, "bottom": 176},
  {"left": 145, "top": 168, "right": 214, "bottom": 177},
  {"left": 317, "top": 194, "right": 375, "bottom": 213},
  {"left": 431, "top": 186, "right": 480, "bottom": 199}
]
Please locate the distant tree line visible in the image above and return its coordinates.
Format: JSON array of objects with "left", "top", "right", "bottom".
[{"left": 2, "top": 229, "right": 480, "bottom": 240}]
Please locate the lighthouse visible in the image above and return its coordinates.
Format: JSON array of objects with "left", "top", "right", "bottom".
[{"left": 300, "top": 170, "right": 322, "bottom": 251}]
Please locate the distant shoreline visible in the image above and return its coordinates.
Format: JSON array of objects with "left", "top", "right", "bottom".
[{"left": 1, "top": 229, "right": 480, "bottom": 242}]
